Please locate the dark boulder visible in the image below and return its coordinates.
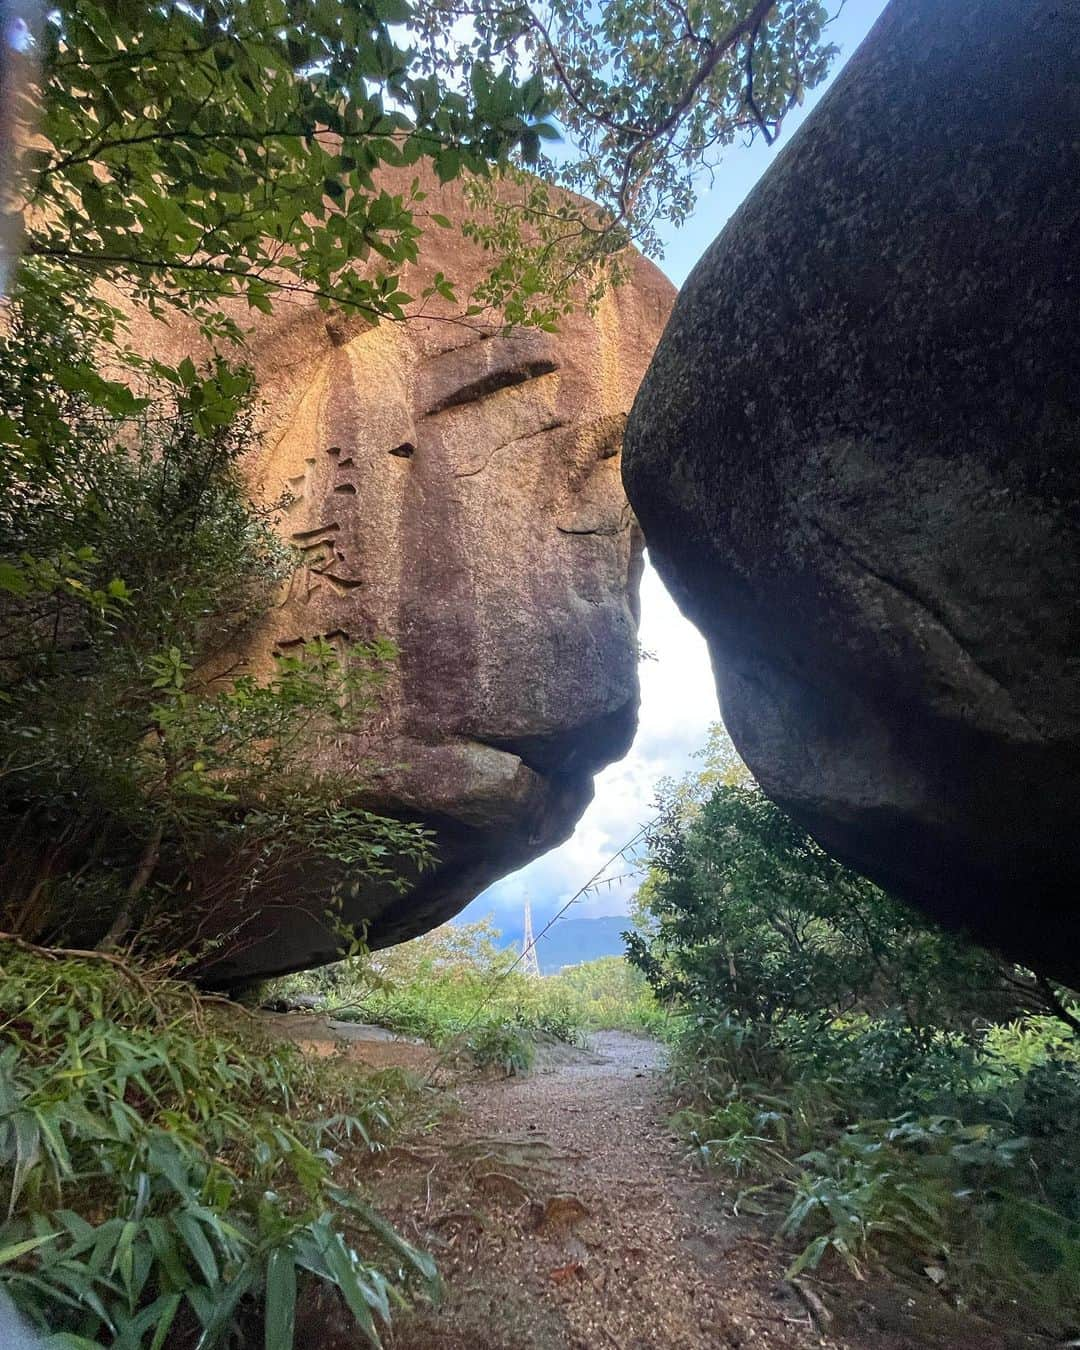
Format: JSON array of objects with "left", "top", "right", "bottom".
[{"left": 624, "top": 0, "right": 1080, "bottom": 982}]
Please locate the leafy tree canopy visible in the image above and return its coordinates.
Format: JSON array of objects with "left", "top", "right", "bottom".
[
  {"left": 418, "top": 0, "right": 835, "bottom": 254},
  {"left": 17, "top": 0, "right": 836, "bottom": 335}
]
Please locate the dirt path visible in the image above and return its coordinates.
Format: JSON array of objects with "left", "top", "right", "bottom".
[
  {"left": 370, "top": 1033, "right": 862, "bottom": 1349},
  {"left": 259, "top": 1013, "right": 1044, "bottom": 1349},
  {"left": 370, "top": 1031, "right": 1046, "bottom": 1350}
]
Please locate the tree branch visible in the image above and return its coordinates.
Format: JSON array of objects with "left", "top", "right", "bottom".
[{"left": 1035, "top": 973, "right": 1080, "bottom": 1036}]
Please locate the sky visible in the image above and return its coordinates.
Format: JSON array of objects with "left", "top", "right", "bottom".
[{"left": 456, "top": 0, "right": 890, "bottom": 937}]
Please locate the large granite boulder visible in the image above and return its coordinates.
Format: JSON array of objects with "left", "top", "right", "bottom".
[
  {"left": 624, "top": 0, "right": 1080, "bottom": 982},
  {"left": 152, "top": 173, "right": 673, "bottom": 981}
]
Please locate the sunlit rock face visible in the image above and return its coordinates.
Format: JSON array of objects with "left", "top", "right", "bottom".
[
  {"left": 159, "top": 173, "right": 674, "bottom": 980},
  {"left": 624, "top": 0, "right": 1080, "bottom": 983}
]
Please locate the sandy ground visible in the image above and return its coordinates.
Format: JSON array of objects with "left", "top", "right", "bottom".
[{"left": 364, "top": 1031, "right": 1043, "bottom": 1350}]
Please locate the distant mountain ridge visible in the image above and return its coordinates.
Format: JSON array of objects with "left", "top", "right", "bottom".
[{"left": 496, "top": 913, "right": 631, "bottom": 975}]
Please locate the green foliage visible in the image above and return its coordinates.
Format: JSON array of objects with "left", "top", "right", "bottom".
[
  {"left": 416, "top": 0, "right": 837, "bottom": 260},
  {"left": 0, "top": 944, "right": 438, "bottom": 1346},
  {"left": 269, "top": 922, "right": 661, "bottom": 1072},
  {"left": 463, "top": 1021, "right": 536, "bottom": 1078},
  {"left": 629, "top": 782, "right": 1026, "bottom": 1031},
  {"left": 27, "top": 0, "right": 560, "bottom": 332},
  {"left": 551, "top": 955, "right": 663, "bottom": 1034},
  {"left": 669, "top": 1013, "right": 1080, "bottom": 1332},
  {"left": 780, "top": 1107, "right": 1080, "bottom": 1323},
  {"left": 633, "top": 773, "right": 1080, "bottom": 1336},
  {"left": 275, "top": 921, "right": 580, "bottom": 1075},
  {"left": 0, "top": 268, "right": 433, "bottom": 956},
  {"left": 17, "top": 0, "right": 840, "bottom": 336}
]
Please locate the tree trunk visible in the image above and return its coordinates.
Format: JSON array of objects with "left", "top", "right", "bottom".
[{"left": 98, "top": 822, "right": 163, "bottom": 951}]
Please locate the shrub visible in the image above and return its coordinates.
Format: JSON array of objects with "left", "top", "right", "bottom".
[
  {"left": 549, "top": 955, "right": 663, "bottom": 1033},
  {"left": 633, "top": 770, "right": 1080, "bottom": 1336},
  {"left": 628, "top": 783, "right": 1017, "bottom": 1030},
  {"left": 675, "top": 1013, "right": 1080, "bottom": 1334},
  {"left": 0, "top": 271, "right": 433, "bottom": 960},
  {"left": 267, "top": 925, "right": 667, "bottom": 1073},
  {"left": 465, "top": 1022, "right": 537, "bottom": 1078},
  {"left": 0, "top": 944, "right": 438, "bottom": 1346},
  {"left": 268, "top": 921, "right": 586, "bottom": 1065}
]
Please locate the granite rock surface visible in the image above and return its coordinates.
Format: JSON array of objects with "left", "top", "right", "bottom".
[
  {"left": 624, "top": 0, "right": 1080, "bottom": 981},
  {"left": 140, "top": 171, "right": 674, "bottom": 980}
]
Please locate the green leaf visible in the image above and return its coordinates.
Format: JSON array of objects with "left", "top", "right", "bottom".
[
  {"left": 337, "top": 1194, "right": 439, "bottom": 1288},
  {"left": 10, "top": 1112, "right": 42, "bottom": 1214},
  {"left": 193, "top": 1261, "right": 257, "bottom": 1350},
  {"left": 34, "top": 1108, "right": 74, "bottom": 1183},
  {"left": 0, "top": 562, "right": 29, "bottom": 597},
  {"left": 264, "top": 1246, "right": 297, "bottom": 1350},
  {"left": 148, "top": 1294, "right": 183, "bottom": 1350},
  {"left": 0, "top": 1231, "right": 60, "bottom": 1264},
  {"left": 434, "top": 147, "right": 460, "bottom": 184},
  {"left": 175, "top": 1212, "right": 219, "bottom": 1288},
  {"left": 787, "top": 1233, "right": 830, "bottom": 1277},
  {"left": 316, "top": 1231, "right": 379, "bottom": 1343}
]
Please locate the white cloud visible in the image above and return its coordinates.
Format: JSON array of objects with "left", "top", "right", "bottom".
[{"left": 456, "top": 557, "right": 719, "bottom": 932}]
